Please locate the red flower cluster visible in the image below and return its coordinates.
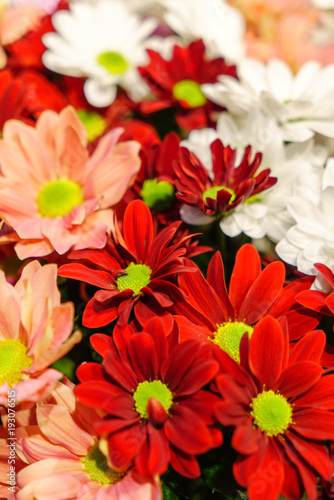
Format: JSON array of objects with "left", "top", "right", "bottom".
[{"left": 75, "top": 317, "right": 222, "bottom": 479}]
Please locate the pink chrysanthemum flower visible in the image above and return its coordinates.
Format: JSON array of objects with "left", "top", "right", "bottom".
[
  {"left": 0, "top": 105, "right": 141, "bottom": 259},
  {"left": 15, "top": 380, "right": 162, "bottom": 500},
  {"left": 0, "top": 260, "right": 81, "bottom": 405}
]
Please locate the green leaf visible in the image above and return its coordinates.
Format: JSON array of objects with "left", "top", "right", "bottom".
[{"left": 162, "top": 481, "right": 182, "bottom": 500}]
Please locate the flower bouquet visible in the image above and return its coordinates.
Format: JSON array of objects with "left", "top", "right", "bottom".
[{"left": 0, "top": 1, "right": 334, "bottom": 499}]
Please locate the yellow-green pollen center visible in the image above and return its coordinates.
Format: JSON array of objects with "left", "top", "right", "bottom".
[
  {"left": 97, "top": 51, "right": 129, "bottom": 75},
  {"left": 133, "top": 380, "right": 173, "bottom": 419},
  {"left": 211, "top": 321, "right": 253, "bottom": 363},
  {"left": 203, "top": 186, "right": 236, "bottom": 204},
  {"left": 37, "top": 179, "right": 84, "bottom": 218},
  {"left": 116, "top": 262, "right": 152, "bottom": 296},
  {"left": 172, "top": 80, "right": 207, "bottom": 108},
  {"left": 82, "top": 443, "right": 125, "bottom": 485},
  {"left": 250, "top": 390, "right": 293, "bottom": 437},
  {"left": 0, "top": 339, "right": 32, "bottom": 386},
  {"left": 77, "top": 109, "right": 108, "bottom": 142},
  {"left": 140, "top": 178, "right": 174, "bottom": 212}
]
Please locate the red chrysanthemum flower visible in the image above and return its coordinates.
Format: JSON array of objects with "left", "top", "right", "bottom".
[
  {"left": 214, "top": 317, "right": 334, "bottom": 500},
  {"left": 138, "top": 39, "right": 237, "bottom": 130},
  {"left": 297, "top": 263, "right": 334, "bottom": 316},
  {"left": 75, "top": 316, "right": 222, "bottom": 479},
  {"left": 58, "top": 200, "right": 198, "bottom": 327},
  {"left": 174, "top": 244, "right": 320, "bottom": 362},
  {"left": 174, "top": 139, "right": 276, "bottom": 222}
]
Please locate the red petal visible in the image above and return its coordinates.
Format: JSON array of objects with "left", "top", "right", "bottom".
[
  {"left": 161, "top": 340, "right": 201, "bottom": 390},
  {"left": 207, "top": 251, "right": 235, "bottom": 320},
  {"left": 169, "top": 445, "right": 201, "bottom": 478},
  {"left": 175, "top": 359, "right": 218, "bottom": 397},
  {"left": 58, "top": 263, "right": 113, "bottom": 288},
  {"left": 83, "top": 297, "right": 119, "bottom": 328},
  {"left": 147, "top": 398, "right": 169, "bottom": 425},
  {"left": 127, "top": 333, "right": 158, "bottom": 381},
  {"left": 232, "top": 418, "right": 261, "bottom": 455},
  {"left": 295, "top": 375, "right": 334, "bottom": 410},
  {"left": 287, "top": 432, "right": 333, "bottom": 480},
  {"left": 123, "top": 200, "right": 153, "bottom": 262},
  {"left": 75, "top": 381, "right": 122, "bottom": 408},
  {"left": 136, "top": 424, "right": 170, "bottom": 478},
  {"left": 249, "top": 317, "right": 285, "bottom": 388},
  {"left": 75, "top": 362, "right": 104, "bottom": 382},
  {"left": 246, "top": 442, "right": 283, "bottom": 500},
  {"left": 90, "top": 333, "right": 115, "bottom": 358},
  {"left": 289, "top": 330, "right": 326, "bottom": 365},
  {"left": 239, "top": 261, "right": 285, "bottom": 324},
  {"left": 296, "top": 290, "right": 329, "bottom": 314},
  {"left": 107, "top": 424, "right": 146, "bottom": 469},
  {"left": 104, "top": 352, "right": 139, "bottom": 392},
  {"left": 229, "top": 244, "right": 261, "bottom": 313},
  {"left": 293, "top": 409, "right": 334, "bottom": 440},
  {"left": 274, "top": 362, "right": 322, "bottom": 399},
  {"left": 165, "top": 405, "right": 213, "bottom": 454}
]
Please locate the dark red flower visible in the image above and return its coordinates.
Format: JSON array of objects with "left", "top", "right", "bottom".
[
  {"left": 174, "top": 139, "right": 276, "bottom": 220},
  {"left": 75, "top": 316, "right": 222, "bottom": 479},
  {"left": 174, "top": 244, "right": 320, "bottom": 361},
  {"left": 138, "top": 39, "right": 237, "bottom": 130},
  {"left": 58, "top": 200, "right": 198, "bottom": 327},
  {"left": 214, "top": 317, "right": 334, "bottom": 500}
]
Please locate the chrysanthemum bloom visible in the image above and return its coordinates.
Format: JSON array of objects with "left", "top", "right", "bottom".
[
  {"left": 42, "top": 0, "right": 157, "bottom": 107},
  {"left": 15, "top": 380, "right": 161, "bottom": 500},
  {"left": 0, "top": 260, "right": 81, "bottom": 405},
  {"left": 138, "top": 39, "right": 238, "bottom": 130},
  {"left": 75, "top": 316, "right": 222, "bottom": 479},
  {"left": 58, "top": 199, "right": 198, "bottom": 327},
  {"left": 0, "top": 105, "right": 141, "bottom": 259},
  {"left": 174, "top": 244, "right": 320, "bottom": 362},
  {"left": 214, "top": 316, "right": 334, "bottom": 500},
  {"left": 174, "top": 139, "right": 276, "bottom": 229}
]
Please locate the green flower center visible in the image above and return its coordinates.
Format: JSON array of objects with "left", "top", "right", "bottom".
[
  {"left": 250, "top": 390, "right": 293, "bottom": 437},
  {"left": 116, "top": 262, "right": 152, "bottom": 296},
  {"left": 203, "top": 186, "right": 236, "bottom": 204},
  {"left": 172, "top": 80, "right": 207, "bottom": 108},
  {"left": 83, "top": 443, "right": 125, "bottom": 485},
  {"left": 140, "top": 178, "right": 174, "bottom": 212},
  {"left": 37, "top": 179, "right": 84, "bottom": 218},
  {"left": 97, "top": 51, "right": 129, "bottom": 75},
  {"left": 0, "top": 339, "right": 33, "bottom": 387},
  {"left": 77, "top": 109, "right": 108, "bottom": 142},
  {"left": 211, "top": 321, "right": 254, "bottom": 363},
  {"left": 133, "top": 380, "right": 173, "bottom": 419}
]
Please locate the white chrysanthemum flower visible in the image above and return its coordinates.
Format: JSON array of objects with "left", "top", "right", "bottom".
[
  {"left": 202, "top": 58, "right": 334, "bottom": 142},
  {"left": 180, "top": 112, "right": 328, "bottom": 239},
  {"left": 158, "top": 0, "right": 245, "bottom": 62},
  {"left": 276, "top": 157, "right": 334, "bottom": 285},
  {"left": 42, "top": 0, "right": 157, "bottom": 107}
]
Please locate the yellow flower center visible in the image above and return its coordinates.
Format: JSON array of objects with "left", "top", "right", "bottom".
[
  {"left": 203, "top": 186, "right": 236, "bottom": 204},
  {"left": 83, "top": 443, "right": 125, "bottom": 485},
  {"left": 172, "top": 80, "right": 207, "bottom": 108},
  {"left": 37, "top": 179, "right": 84, "bottom": 218},
  {"left": 211, "top": 321, "right": 254, "bottom": 363},
  {"left": 0, "top": 339, "right": 32, "bottom": 387},
  {"left": 140, "top": 178, "right": 175, "bottom": 212},
  {"left": 77, "top": 109, "right": 108, "bottom": 142},
  {"left": 250, "top": 390, "right": 293, "bottom": 437},
  {"left": 116, "top": 263, "right": 152, "bottom": 297},
  {"left": 133, "top": 380, "right": 173, "bottom": 419},
  {"left": 97, "top": 51, "right": 129, "bottom": 75}
]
